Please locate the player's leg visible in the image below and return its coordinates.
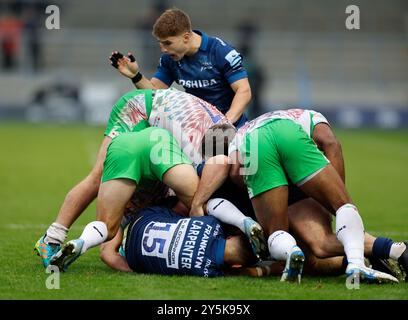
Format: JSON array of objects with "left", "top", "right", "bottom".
[
  {"left": 369, "top": 236, "right": 408, "bottom": 280},
  {"left": 241, "top": 124, "right": 305, "bottom": 282},
  {"left": 275, "top": 119, "right": 398, "bottom": 283},
  {"left": 288, "top": 198, "right": 372, "bottom": 276},
  {"left": 251, "top": 187, "right": 305, "bottom": 283},
  {"left": 56, "top": 136, "right": 112, "bottom": 228},
  {"left": 297, "top": 158, "right": 398, "bottom": 283},
  {"left": 288, "top": 198, "right": 343, "bottom": 258},
  {"left": 96, "top": 179, "right": 136, "bottom": 240},
  {"left": 34, "top": 136, "right": 111, "bottom": 268},
  {"left": 289, "top": 197, "right": 405, "bottom": 278},
  {"left": 50, "top": 132, "right": 144, "bottom": 271},
  {"left": 206, "top": 198, "right": 268, "bottom": 259},
  {"left": 161, "top": 163, "right": 199, "bottom": 209},
  {"left": 288, "top": 197, "right": 383, "bottom": 257},
  {"left": 288, "top": 183, "right": 402, "bottom": 260},
  {"left": 35, "top": 90, "right": 146, "bottom": 267},
  {"left": 252, "top": 187, "right": 289, "bottom": 235},
  {"left": 50, "top": 178, "right": 136, "bottom": 272},
  {"left": 291, "top": 230, "right": 345, "bottom": 276},
  {"left": 298, "top": 165, "right": 367, "bottom": 271},
  {"left": 302, "top": 249, "right": 345, "bottom": 276},
  {"left": 289, "top": 197, "right": 378, "bottom": 258},
  {"left": 298, "top": 164, "right": 352, "bottom": 213}
]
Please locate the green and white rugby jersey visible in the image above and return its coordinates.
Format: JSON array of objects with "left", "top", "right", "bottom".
[
  {"left": 105, "top": 87, "right": 230, "bottom": 167},
  {"left": 229, "top": 109, "right": 329, "bottom": 155}
]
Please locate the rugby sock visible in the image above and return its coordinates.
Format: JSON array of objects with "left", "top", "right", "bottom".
[
  {"left": 372, "top": 237, "right": 406, "bottom": 260},
  {"left": 78, "top": 221, "right": 108, "bottom": 254},
  {"left": 335, "top": 204, "right": 365, "bottom": 267},
  {"left": 390, "top": 242, "right": 407, "bottom": 260},
  {"left": 341, "top": 256, "right": 349, "bottom": 271},
  {"left": 267, "top": 230, "right": 297, "bottom": 261},
  {"left": 207, "top": 198, "right": 246, "bottom": 233},
  {"left": 372, "top": 237, "right": 393, "bottom": 259},
  {"left": 44, "top": 222, "right": 68, "bottom": 245}
]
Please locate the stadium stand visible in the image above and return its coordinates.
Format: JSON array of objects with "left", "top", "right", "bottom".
[{"left": 0, "top": 0, "right": 407, "bottom": 127}]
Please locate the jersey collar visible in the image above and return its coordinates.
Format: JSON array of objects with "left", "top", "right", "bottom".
[{"left": 193, "top": 29, "right": 209, "bottom": 51}]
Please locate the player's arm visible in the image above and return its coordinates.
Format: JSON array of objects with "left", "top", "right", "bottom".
[
  {"left": 100, "top": 228, "right": 132, "bottom": 272},
  {"left": 225, "top": 78, "right": 252, "bottom": 124},
  {"left": 313, "top": 123, "right": 345, "bottom": 182},
  {"left": 229, "top": 150, "right": 245, "bottom": 189},
  {"left": 133, "top": 75, "right": 169, "bottom": 90},
  {"left": 190, "top": 155, "right": 230, "bottom": 216},
  {"left": 109, "top": 51, "right": 169, "bottom": 89},
  {"left": 216, "top": 44, "right": 252, "bottom": 124}
]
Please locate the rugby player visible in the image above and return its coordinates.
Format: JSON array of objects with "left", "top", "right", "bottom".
[
  {"left": 191, "top": 109, "right": 401, "bottom": 283},
  {"left": 99, "top": 206, "right": 281, "bottom": 278},
  {"left": 109, "top": 8, "right": 251, "bottom": 128}
]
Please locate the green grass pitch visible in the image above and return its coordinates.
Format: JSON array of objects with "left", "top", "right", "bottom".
[{"left": 0, "top": 122, "right": 407, "bottom": 299}]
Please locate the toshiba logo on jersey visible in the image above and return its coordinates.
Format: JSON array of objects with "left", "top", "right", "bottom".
[{"left": 178, "top": 79, "right": 217, "bottom": 88}]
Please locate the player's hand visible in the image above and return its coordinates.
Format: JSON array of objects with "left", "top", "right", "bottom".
[
  {"left": 225, "top": 110, "right": 240, "bottom": 125},
  {"left": 109, "top": 51, "right": 139, "bottom": 79}
]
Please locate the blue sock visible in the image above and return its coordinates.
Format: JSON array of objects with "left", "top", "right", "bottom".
[
  {"left": 341, "top": 256, "right": 348, "bottom": 270},
  {"left": 372, "top": 237, "right": 393, "bottom": 259}
]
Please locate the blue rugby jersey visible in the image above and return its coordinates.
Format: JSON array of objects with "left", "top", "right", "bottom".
[
  {"left": 153, "top": 30, "right": 248, "bottom": 126},
  {"left": 124, "top": 206, "right": 226, "bottom": 277}
]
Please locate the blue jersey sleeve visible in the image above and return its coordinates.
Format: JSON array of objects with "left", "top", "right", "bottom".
[
  {"left": 214, "top": 38, "right": 248, "bottom": 84},
  {"left": 152, "top": 55, "right": 175, "bottom": 87}
]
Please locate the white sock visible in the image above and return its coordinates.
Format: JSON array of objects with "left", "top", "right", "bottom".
[
  {"left": 390, "top": 242, "right": 407, "bottom": 260},
  {"left": 79, "top": 221, "right": 108, "bottom": 254},
  {"left": 335, "top": 204, "right": 365, "bottom": 267},
  {"left": 267, "top": 230, "right": 297, "bottom": 261},
  {"left": 45, "top": 222, "right": 68, "bottom": 245},
  {"left": 207, "top": 198, "right": 246, "bottom": 233}
]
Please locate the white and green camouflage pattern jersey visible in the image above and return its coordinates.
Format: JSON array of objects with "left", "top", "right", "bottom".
[
  {"left": 229, "top": 109, "right": 329, "bottom": 155},
  {"left": 105, "top": 88, "right": 231, "bottom": 167}
]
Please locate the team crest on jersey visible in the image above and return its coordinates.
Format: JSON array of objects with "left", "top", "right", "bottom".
[{"left": 200, "top": 61, "right": 213, "bottom": 71}]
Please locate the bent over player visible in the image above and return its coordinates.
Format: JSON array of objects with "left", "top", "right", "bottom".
[
  {"left": 35, "top": 88, "right": 234, "bottom": 267},
  {"left": 192, "top": 109, "right": 400, "bottom": 284}
]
